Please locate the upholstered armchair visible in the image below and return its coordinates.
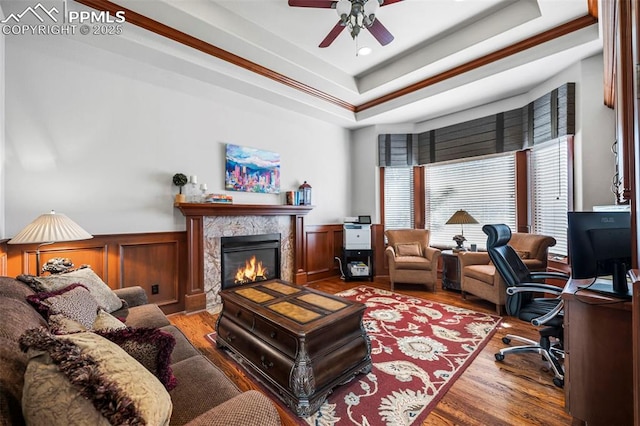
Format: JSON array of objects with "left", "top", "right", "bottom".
[
  {"left": 384, "top": 229, "right": 441, "bottom": 292},
  {"left": 458, "top": 232, "right": 556, "bottom": 314}
]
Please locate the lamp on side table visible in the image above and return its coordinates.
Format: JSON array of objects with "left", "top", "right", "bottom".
[
  {"left": 8, "top": 210, "right": 93, "bottom": 275},
  {"left": 445, "top": 210, "right": 478, "bottom": 252}
]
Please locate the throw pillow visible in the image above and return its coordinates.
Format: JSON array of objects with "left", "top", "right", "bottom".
[
  {"left": 48, "top": 313, "right": 88, "bottom": 334},
  {"left": 19, "top": 328, "right": 172, "bottom": 426},
  {"left": 93, "top": 309, "right": 127, "bottom": 331},
  {"left": 516, "top": 250, "right": 531, "bottom": 259},
  {"left": 95, "top": 327, "right": 178, "bottom": 390},
  {"left": 18, "top": 268, "right": 122, "bottom": 313},
  {"left": 26, "top": 284, "right": 99, "bottom": 329},
  {"left": 395, "top": 242, "right": 422, "bottom": 257},
  {"left": 48, "top": 310, "right": 126, "bottom": 335}
]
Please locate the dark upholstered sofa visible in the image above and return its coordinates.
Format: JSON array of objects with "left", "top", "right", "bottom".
[{"left": 0, "top": 276, "right": 281, "bottom": 426}]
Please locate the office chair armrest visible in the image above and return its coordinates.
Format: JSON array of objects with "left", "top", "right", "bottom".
[
  {"left": 506, "top": 283, "right": 563, "bottom": 296},
  {"left": 529, "top": 271, "right": 570, "bottom": 281},
  {"left": 531, "top": 300, "right": 564, "bottom": 326}
]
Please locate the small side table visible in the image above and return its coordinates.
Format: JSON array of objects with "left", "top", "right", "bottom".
[
  {"left": 441, "top": 250, "right": 461, "bottom": 291},
  {"left": 342, "top": 248, "right": 374, "bottom": 281}
]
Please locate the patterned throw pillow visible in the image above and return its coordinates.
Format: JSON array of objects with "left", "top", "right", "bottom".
[
  {"left": 49, "top": 309, "right": 127, "bottom": 335},
  {"left": 18, "top": 268, "right": 122, "bottom": 313},
  {"left": 95, "top": 327, "right": 178, "bottom": 390},
  {"left": 48, "top": 313, "right": 88, "bottom": 334},
  {"left": 27, "top": 284, "right": 99, "bottom": 328},
  {"left": 19, "top": 328, "right": 173, "bottom": 426}
]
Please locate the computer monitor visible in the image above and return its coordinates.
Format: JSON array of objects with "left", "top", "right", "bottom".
[{"left": 567, "top": 211, "right": 632, "bottom": 296}]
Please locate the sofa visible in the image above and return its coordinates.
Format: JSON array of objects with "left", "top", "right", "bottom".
[
  {"left": 0, "top": 275, "right": 282, "bottom": 426},
  {"left": 458, "top": 232, "right": 556, "bottom": 314}
]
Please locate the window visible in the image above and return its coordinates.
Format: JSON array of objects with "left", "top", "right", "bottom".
[
  {"left": 425, "top": 153, "right": 516, "bottom": 248},
  {"left": 383, "top": 167, "right": 414, "bottom": 230},
  {"left": 530, "top": 137, "right": 570, "bottom": 256}
]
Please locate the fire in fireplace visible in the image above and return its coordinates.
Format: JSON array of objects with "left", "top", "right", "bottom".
[
  {"left": 234, "top": 255, "right": 269, "bottom": 284},
  {"left": 220, "top": 233, "right": 281, "bottom": 289}
]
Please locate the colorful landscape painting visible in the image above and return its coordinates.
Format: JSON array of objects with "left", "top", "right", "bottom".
[{"left": 225, "top": 144, "right": 280, "bottom": 193}]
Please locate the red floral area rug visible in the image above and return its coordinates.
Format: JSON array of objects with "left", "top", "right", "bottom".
[{"left": 207, "top": 286, "right": 501, "bottom": 426}]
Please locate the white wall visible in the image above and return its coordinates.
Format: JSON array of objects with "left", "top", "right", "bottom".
[
  {"left": 350, "top": 54, "right": 616, "bottom": 219},
  {"left": 576, "top": 54, "right": 617, "bottom": 210},
  {"left": 4, "top": 36, "right": 351, "bottom": 236}
]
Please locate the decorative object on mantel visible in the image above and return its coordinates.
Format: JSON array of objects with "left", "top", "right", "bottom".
[
  {"left": 286, "top": 190, "right": 304, "bottom": 206},
  {"left": 225, "top": 144, "right": 281, "bottom": 194},
  {"left": 172, "top": 173, "right": 188, "bottom": 203},
  {"left": 446, "top": 209, "right": 479, "bottom": 252},
  {"left": 204, "top": 194, "right": 233, "bottom": 204},
  {"left": 299, "top": 181, "right": 312, "bottom": 206},
  {"left": 8, "top": 210, "right": 93, "bottom": 276},
  {"left": 186, "top": 175, "right": 201, "bottom": 202}
]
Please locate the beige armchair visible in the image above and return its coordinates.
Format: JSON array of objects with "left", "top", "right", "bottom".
[
  {"left": 458, "top": 232, "right": 556, "bottom": 314},
  {"left": 384, "top": 229, "right": 441, "bottom": 292}
]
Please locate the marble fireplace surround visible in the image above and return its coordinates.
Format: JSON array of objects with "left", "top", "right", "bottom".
[{"left": 177, "top": 203, "right": 313, "bottom": 313}]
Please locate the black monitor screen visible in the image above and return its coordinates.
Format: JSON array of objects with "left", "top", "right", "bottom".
[{"left": 567, "top": 211, "right": 632, "bottom": 279}]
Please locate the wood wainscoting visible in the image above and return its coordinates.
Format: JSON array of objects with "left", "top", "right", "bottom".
[
  {"left": 4, "top": 232, "right": 187, "bottom": 314},
  {"left": 2, "top": 223, "right": 387, "bottom": 314},
  {"left": 304, "top": 224, "right": 343, "bottom": 282},
  {"left": 0, "top": 239, "right": 8, "bottom": 276}
]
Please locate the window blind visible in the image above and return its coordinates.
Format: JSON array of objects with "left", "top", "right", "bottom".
[
  {"left": 425, "top": 153, "right": 516, "bottom": 248},
  {"left": 530, "top": 137, "right": 569, "bottom": 256},
  {"left": 383, "top": 167, "right": 414, "bottom": 230}
]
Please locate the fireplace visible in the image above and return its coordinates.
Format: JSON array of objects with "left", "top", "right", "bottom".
[{"left": 220, "top": 233, "right": 281, "bottom": 289}]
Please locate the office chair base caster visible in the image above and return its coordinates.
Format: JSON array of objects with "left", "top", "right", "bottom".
[
  {"left": 495, "top": 353, "right": 505, "bottom": 361},
  {"left": 502, "top": 337, "right": 511, "bottom": 344},
  {"left": 553, "top": 377, "right": 564, "bottom": 388}
]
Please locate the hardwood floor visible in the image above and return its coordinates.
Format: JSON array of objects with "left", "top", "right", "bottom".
[{"left": 168, "top": 276, "right": 574, "bottom": 425}]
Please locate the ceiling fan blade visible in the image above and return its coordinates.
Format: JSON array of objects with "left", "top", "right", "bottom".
[
  {"left": 319, "top": 22, "right": 345, "bottom": 48},
  {"left": 288, "top": 0, "right": 335, "bottom": 8},
  {"left": 380, "top": 0, "right": 403, "bottom": 5},
  {"left": 367, "top": 19, "right": 394, "bottom": 46}
]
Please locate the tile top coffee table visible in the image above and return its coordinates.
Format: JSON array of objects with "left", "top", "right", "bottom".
[{"left": 216, "top": 280, "right": 372, "bottom": 417}]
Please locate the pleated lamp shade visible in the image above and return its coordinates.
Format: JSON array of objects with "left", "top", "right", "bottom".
[
  {"left": 445, "top": 210, "right": 479, "bottom": 225},
  {"left": 8, "top": 210, "right": 93, "bottom": 244}
]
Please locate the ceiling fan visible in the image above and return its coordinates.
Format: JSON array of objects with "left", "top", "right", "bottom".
[{"left": 288, "top": 0, "right": 403, "bottom": 48}]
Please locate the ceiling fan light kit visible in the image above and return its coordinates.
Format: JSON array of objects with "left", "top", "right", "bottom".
[
  {"left": 337, "top": 0, "right": 379, "bottom": 39},
  {"left": 289, "top": 0, "right": 400, "bottom": 52}
]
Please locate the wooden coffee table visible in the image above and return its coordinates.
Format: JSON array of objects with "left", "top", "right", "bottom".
[{"left": 216, "top": 280, "right": 372, "bottom": 417}]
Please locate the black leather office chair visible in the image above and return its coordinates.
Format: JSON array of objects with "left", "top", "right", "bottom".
[{"left": 484, "top": 224, "right": 570, "bottom": 388}]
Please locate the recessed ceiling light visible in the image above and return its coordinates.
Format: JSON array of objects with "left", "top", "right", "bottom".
[{"left": 357, "top": 47, "right": 372, "bottom": 56}]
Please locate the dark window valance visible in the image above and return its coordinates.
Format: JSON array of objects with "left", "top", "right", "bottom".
[
  {"left": 378, "top": 83, "right": 575, "bottom": 166},
  {"left": 378, "top": 134, "right": 418, "bottom": 167}
]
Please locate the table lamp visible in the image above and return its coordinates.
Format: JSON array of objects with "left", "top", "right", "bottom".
[
  {"left": 8, "top": 210, "right": 93, "bottom": 275},
  {"left": 445, "top": 209, "right": 478, "bottom": 251}
]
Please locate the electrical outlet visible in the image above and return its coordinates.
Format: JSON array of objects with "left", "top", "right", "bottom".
[{"left": 151, "top": 284, "right": 159, "bottom": 295}]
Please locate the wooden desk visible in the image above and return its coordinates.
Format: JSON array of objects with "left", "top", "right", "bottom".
[{"left": 562, "top": 279, "right": 633, "bottom": 425}]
